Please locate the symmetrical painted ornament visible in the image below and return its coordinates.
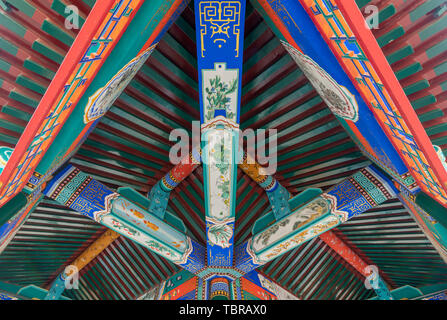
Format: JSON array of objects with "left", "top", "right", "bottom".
[
  {"left": 202, "top": 127, "right": 238, "bottom": 266},
  {"left": 282, "top": 41, "right": 359, "bottom": 122},
  {"left": 102, "top": 207, "right": 193, "bottom": 264},
  {"left": 112, "top": 197, "right": 189, "bottom": 253},
  {"left": 195, "top": 266, "right": 243, "bottom": 279},
  {"left": 252, "top": 198, "right": 328, "bottom": 250},
  {"left": 84, "top": 43, "right": 157, "bottom": 123},
  {"left": 249, "top": 197, "right": 334, "bottom": 263},
  {"left": 0, "top": 147, "right": 13, "bottom": 175}
]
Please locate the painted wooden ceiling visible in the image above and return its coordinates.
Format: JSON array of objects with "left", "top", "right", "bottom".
[{"left": 0, "top": 0, "right": 446, "bottom": 299}]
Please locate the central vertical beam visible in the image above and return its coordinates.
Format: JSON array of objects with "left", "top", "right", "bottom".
[{"left": 194, "top": 0, "right": 247, "bottom": 266}]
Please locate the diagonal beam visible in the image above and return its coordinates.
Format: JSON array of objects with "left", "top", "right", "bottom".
[
  {"left": 194, "top": 0, "right": 247, "bottom": 267},
  {"left": 250, "top": 0, "right": 447, "bottom": 208},
  {"left": 332, "top": 0, "right": 447, "bottom": 207},
  {"left": 234, "top": 164, "right": 396, "bottom": 275},
  {"left": 239, "top": 151, "right": 291, "bottom": 220},
  {"left": 250, "top": 0, "right": 409, "bottom": 188},
  {"left": 148, "top": 148, "right": 201, "bottom": 220},
  {"left": 43, "top": 164, "right": 206, "bottom": 276}
]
